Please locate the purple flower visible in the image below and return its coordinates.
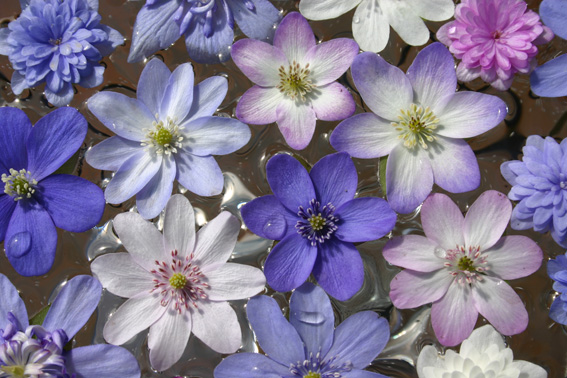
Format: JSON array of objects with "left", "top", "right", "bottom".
[
  {"left": 0, "top": 274, "right": 140, "bottom": 377},
  {"left": 128, "top": 0, "right": 281, "bottom": 64},
  {"left": 501, "top": 136, "right": 567, "bottom": 248},
  {"left": 531, "top": 0, "right": 567, "bottom": 97},
  {"left": 437, "top": 0, "right": 553, "bottom": 91},
  {"left": 86, "top": 58, "right": 250, "bottom": 219},
  {"left": 548, "top": 252, "right": 567, "bottom": 325},
  {"left": 383, "top": 191, "right": 543, "bottom": 346},
  {"left": 0, "top": 107, "right": 105, "bottom": 277},
  {"left": 241, "top": 152, "right": 397, "bottom": 300},
  {"left": 331, "top": 43, "right": 507, "bottom": 214},
  {"left": 231, "top": 12, "right": 359, "bottom": 150},
  {"left": 214, "top": 282, "right": 391, "bottom": 378},
  {"left": 0, "top": 0, "right": 124, "bottom": 107}
]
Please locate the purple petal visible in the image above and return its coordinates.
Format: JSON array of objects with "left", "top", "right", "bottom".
[
  {"left": 304, "top": 38, "right": 359, "bottom": 85},
  {"left": 159, "top": 63, "right": 194, "bottom": 122},
  {"left": 485, "top": 236, "right": 543, "bottom": 280},
  {"left": 429, "top": 137, "right": 480, "bottom": 193},
  {"left": 310, "top": 82, "right": 355, "bottom": 121},
  {"left": 174, "top": 153, "right": 224, "bottom": 196},
  {"left": 96, "top": 25, "right": 125, "bottom": 57},
  {"left": 342, "top": 371, "right": 390, "bottom": 378},
  {"left": 45, "top": 83, "right": 75, "bottom": 107},
  {"left": 214, "top": 353, "right": 291, "bottom": 378},
  {"left": 65, "top": 344, "right": 140, "bottom": 378},
  {"left": 240, "top": 195, "right": 297, "bottom": 240},
  {"left": 273, "top": 12, "right": 316, "bottom": 63},
  {"left": 236, "top": 86, "right": 283, "bottom": 124},
  {"left": 136, "top": 155, "right": 176, "bottom": 220},
  {"left": 184, "top": 76, "right": 228, "bottom": 123},
  {"left": 228, "top": 0, "right": 280, "bottom": 41},
  {"left": 383, "top": 235, "right": 445, "bottom": 272},
  {"left": 147, "top": 311, "right": 191, "bottom": 371},
  {"left": 335, "top": 198, "right": 397, "bottom": 242},
  {"left": 0, "top": 195, "right": 16, "bottom": 241},
  {"left": 137, "top": 58, "right": 171, "bottom": 116},
  {"left": 231, "top": 39, "right": 286, "bottom": 86},
  {"left": 540, "top": 0, "right": 567, "bottom": 39},
  {"left": 0, "top": 107, "right": 31, "bottom": 171},
  {"left": 530, "top": 54, "right": 567, "bottom": 98},
  {"left": 266, "top": 154, "right": 316, "bottom": 212},
  {"left": 275, "top": 99, "right": 317, "bottom": 150},
  {"left": 389, "top": 269, "right": 453, "bottom": 309},
  {"left": 42, "top": 275, "right": 102, "bottom": 339},
  {"left": 182, "top": 116, "right": 250, "bottom": 156},
  {"left": 309, "top": 152, "right": 357, "bottom": 209},
  {"left": 86, "top": 136, "right": 143, "bottom": 171},
  {"left": 0, "top": 274, "right": 28, "bottom": 332},
  {"left": 463, "top": 190, "right": 511, "bottom": 250},
  {"left": 421, "top": 193, "right": 465, "bottom": 250}
]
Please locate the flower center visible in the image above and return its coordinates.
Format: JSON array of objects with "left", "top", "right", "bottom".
[
  {"left": 304, "top": 372, "right": 321, "bottom": 378},
  {"left": 277, "top": 62, "right": 315, "bottom": 102},
  {"left": 444, "top": 245, "right": 490, "bottom": 285},
  {"left": 169, "top": 272, "right": 187, "bottom": 289},
  {"left": 289, "top": 353, "right": 353, "bottom": 378},
  {"left": 141, "top": 116, "right": 184, "bottom": 155},
  {"left": 296, "top": 199, "right": 339, "bottom": 246},
  {"left": 392, "top": 104, "right": 439, "bottom": 149},
  {"left": 1, "top": 169, "right": 37, "bottom": 201}
]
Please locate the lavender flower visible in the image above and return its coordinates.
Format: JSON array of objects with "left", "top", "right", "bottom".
[
  {"left": 548, "top": 252, "right": 567, "bottom": 325},
  {"left": 231, "top": 12, "right": 359, "bottom": 150},
  {"left": 214, "top": 282, "right": 391, "bottom": 378},
  {"left": 501, "top": 136, "right": 567, "bottom": 248},
  {"left": 241, "top": 152, "right": 397, "bottom": 300},
  {"left": 0, "top": 0, "right": 124, "bottom": 106},
  {"left": 128, "top": 0, "right": 281, "bottom": 64},
  {"left": 437, "top": 0, "right": 553, "bottom": 91},
  {"left": 0, "top": 274, "right": 140, "bottom": 377},
  {"left": 86, "top": 58, "right": 250, "bottom": 219},
  {"left": 0, "top": 107, "right": 105, "bottom": 277},
  {"left": 331, "top": 43, "right": 507, "bottom": 214}
]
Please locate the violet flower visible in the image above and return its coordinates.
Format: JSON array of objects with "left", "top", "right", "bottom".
[
  {"left": 0, "top": 107, "right": 105, "bottom": 277},
  {"left": 241, "top": 152, "right": 397, "bottom": 300},
  {"left": 548, "top": 252, "right": 567, "bottom": 325},
  {"left": 331, "top": 43, "right": 507, "bottom": 214},
  {"left": 0, "top": 274, "right": 140, "bottom": 377},
  {"left": 437, "top": 0, "right": 553, "bottom": 91},
  {"left": 86, "top": 58, "right": 250, "bottom": 219},
  {"left": 0, "top": 0, "right": 124, "bottom": 107},
  {"left": 128, "top": 0, "right": 281, "bottom": 64},
  {"left": 501, "top": 136, "right": 567, "bottom": 248},
  {"left": 91, "top": 194, "right": 266, "bottom": 372},
  {"left": 383, "top": 191, "right": 543, "bottom": 346},
  {"left": 231, "top": 12, "right": 359, "bottom": 150},
  {"left": 214, "top": 282, "right": 391, "bottom": 378}
]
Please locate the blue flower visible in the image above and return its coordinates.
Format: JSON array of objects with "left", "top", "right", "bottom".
[
  {"left": 0, "top": 107, "right": 105, "bottom": 276},
  {"left": 0, "top": 0, "right": 124, "bottom": 106},
  {"left": 548, "top": 252, "right": 567, "bottom": 325},
  {"left": 214, "top": 282, "right": 391, "bottom": 378},
  {"left": 0, "top": 274, "right": 140, "bottom": 377},
  {"left": 240, "top": 152, "right": 397, "bottom": 300},
  {"left": 501, "top": 135, "right": 567, "bottom": 248},
  {"left": 86, "top": 58, "right": 251, "bottom": 219},
  {"left": 128, "top": 0, "right": 281, "bottom": 64}
]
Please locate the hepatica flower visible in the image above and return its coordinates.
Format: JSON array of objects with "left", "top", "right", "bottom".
[
  {"left": 331, "top": 43, "right": 507, "bottom": 214},
  {"left": 86, "top": 58, "right": 250, "bottom": 219},
  {"left": 231, "top": 12, "right": 359, "bottom": 150},
  {"left": 0, "top": 0, "right": 124, "bottom": 107},
  {"left": 299, "top": 0, "right": 454, "bottom": 53},
  {"left": 241, "top": 152, "right": 397, "bottom": 300},
  {"left": 128, "top": 0, "right": 281, "bottom": 64},
  {"left": 215, "top": 282, "right": 391, "bottom": 378},
  {"left": 383, "top": 191, "right": 543, "bottom": 346},
  {"left": 0, "top": 274, "right": 140, "bottom": 378},
  {"left": 417, "top": 325, "right": 547, "bottom": 378},
  {"left": 0, "top": 107, "right": 105, "bottom": 277},
  {"left": 548, "top": 252, "right": 567, "bottom": 325},
  {"left": 437, "top": 0, "right": 553, "bottom": 91},
  {"left": 91, "top": 194, "right": 266, "bottom": 372},
  {"left": 501, "top": 136, "right": 567, "bottom": 248}
]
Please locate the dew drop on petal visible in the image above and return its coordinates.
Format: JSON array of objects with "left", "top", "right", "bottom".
[
  {"left": 263, "top": 213, "right": 287, "bottom": 240},
  {"left": 353, "top": 16, "right": 360, "bottom": 24},
  {"left": 292, "top": 310, "right": 326, "bottom": 325},
  {"left": 8, "top": 231, "right": 32, "bottom": 258},
  {"left": 434, "top": 247, "right": 447, "bottom": 259}
]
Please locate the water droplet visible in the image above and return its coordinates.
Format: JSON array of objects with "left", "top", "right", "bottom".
[
  {"left": 263, "top": 213, "right": 286, "bottom": 240},
  {"left": 434, "top": 247, "right": 446, "bottom": 259},
  {"left": 292, "top": 310, "right": 325, "bottom": 325},
  {"left": 7, "top": 232, "right": 32, "bottom": 258},
  {"left": 353, "top": 16, "right": 360, "bottom": 24}
]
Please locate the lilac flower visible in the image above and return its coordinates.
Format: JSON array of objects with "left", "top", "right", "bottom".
[
  {"left": 548, "top": 252, "right": 567, "bottom": 325},
  {"left": 0, "top": 0, "right": 124, "bottom": 107},
  {"left": 331, "top": 43, "right": 507, "bottom": 214},
  {"left": 0, "top": 107, "right": 105, "bottom": 277},
  {"left": 214, "top": 282, "right": 391, "bottom": 378},
  {"left": 91, "top": 194, "right": 266, "bottom": 372},
  {"left": 437, "top": 0, "right": 553, "bottom": 91},
  {"left": 86, "top": 58, "right": 250, "bottom": 219},
  {"left": 383, "top": 191, "right": 543, "bottom": 346},
  {"left": 501, "top": 136, "right": 567, "bottom": 248},
  {"left": 241, "top": 152, "right": 397, "bottom": 300},
  {"left": 531, "top": 0, "right": 567, "bottom": 97},
  {"left": 128, "top": 0, "right": 281, "bottom": 64},
  {"left": 0, "top": 274, "right": 140, "bottom": 377},
  {"left": 231, "top": 12, "right": 359, "bottom": 150}
]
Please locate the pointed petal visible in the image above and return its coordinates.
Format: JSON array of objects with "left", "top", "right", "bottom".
[
  {"left": 0, "top": 107, "right": 31, "bottom": 171},
  {"left": 184, "top": 76, "right": 228, "bottom": 123},
  {"left": 135, "top": 155, "right": 176, "bottom": 220},
  {"left": 163, "top": 194, "right": 195, "bottom": 258},
  {"left": 352, "top": 0, "right": 390, "bottom": 53},
  {"left": 298, "top": 0, "right": 360, "bottom": 21},
  {"left": 159, "top": 63, "right": 194, "bottom": 122},
  {"left": 91, "top": 253, "right": 154, "bottom": 298},
  {"left": 382, "top": 1, "right": 430, "bottom": 46},
  {"left": 431, "top": 282, "right": 477, "bottom": 346},
  {"left": 191, "top": 300, "right": 241, "bottom": 353},
  {"left": 193, "top": 211, "right": 240, "bottom": 269},
  {"left": 336, "top": 198, "right": 396, "bottom": 242},
  {"left": 266, "top": 154, "right": 315, "bottom": 211},
  {"left": 310, "top": 83, "right": 355, "bottom": 121},
  {"left": 206, "top": 263, "right": 265, "bottom": 300},
  {"left": 148, "top": 310, "right": 191, "bottom": 372},
  {"left": 304, "top": 38, "right": 359, "bottom": 85},
  {"left": 86, "top": 137, "right": 143, "bottom": 171},
  {"left": 383, "top": 235, "right": 445, "bottom": 272},
  {"left": 182, "top": 116, "right": 250, "bottom": 156},
  {"left": 214, "top": 353, "right": 291, "bottom": 378},
  {"left": 463, "top": 190, "right": 511, "bottom": 250},
  {"left": 273, "top": 12, "right": 316, "bottom": 63},
  {"left": 275, "top": 99, "right": 317, "bottom": 150},
  {"left": 428, "top": 137, "right": 480, "bottom": 193},
  {"left": 137, "top": 58, "right": 171, "bottom": 116},
  {"left": 389, "top": 269, "right": 453, "bottom": 309},
  {"left": 231, "top": 39, "right": 286, "bottom": 86},
  {"left": 421, "top": 193, "right": 465, "bottom": 250},
  {"left": 0, "top": 274, "right": 28, "bottom": 331},
  {"left": 175, "top": 153, "right": 224, "bottom": 196},
  {"left": 309, "top": 152, "right": 357, "bottom": 209},
  {"left": 65, "top": 345, "right": 140, "bottom": 378},
  {"left": 240, "top": 195, "right": 297, "bottom": 240},
  {"left": 236, "top": 86, "right": 283, "bottom": 124},
  {"left": 484, "top": 236, "right": 542, "bottom": 280}
]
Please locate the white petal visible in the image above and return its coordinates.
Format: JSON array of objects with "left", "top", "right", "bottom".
[
  {"left": 91, "top": 253, "right": 154, "bottom": 298},
  {"left": 275, "top": 98, "right": 317, "bottom": 150},
  {"left": 299, "top": 0, "right": 361, "bottom": 21},
  {"left": 463, "top": 190, "right": 512, "bottom": 250},
  {"left": 190, "top": 301, "right": 241, "bottom": 353},
  {"left": 510, "top": 361, "right": 548, "bottom": 378},
  {"left": 163, "top": 194, "right": 196, "bottom": 259},
  {"left": 353, "top": 0, "right": 390, "bottom": 53},
  {"left": 206, "top": 263, "right": 265, "bottom": 300},
  {"left": 193, "top": 211, "right": 240, "bottom": 269},
  {"left": 417, "top": 346, "right": 446, "bottom": 378},
  {"left": 406, "top": 0, "right": 454, "bottom": 21},
  {"left": 382, "top": 0, "right": 430, "bottom": 46},
  {"left": 459, "top": 325, "right": 506, "bottom": 359},
  {"left": 148, "top": 310, "right": 192, "bottom": 372}
]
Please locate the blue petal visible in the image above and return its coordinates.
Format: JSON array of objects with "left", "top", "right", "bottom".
[
  {"left": 342, "top": 370, "right": 390, "bottom": 378},
  {"left": 530, "top": 54, "right": 567, "bottom": 98},
  {"left": 240, "top": 195, "right": 296, "bottom": 240},
  {"left": 550, "top": 297, "right": 567, "bottom": 325},
  {"left": 214, "top": 353, "right": 291, "bottom": 378},
  {"left": 0, "top": 195, "right": 16, "bottom": 241},
  {"left": 137, "top": 58, "right": 171, "bottom": 116},
  {"left": 309, "top": 152, "right": 357, "bottom": 209},
  {"left": 226, "top": 0, "right": 280, "bottom": 41},
  {"left": 95, "top": 25, "right": 124, "bottom": 57},
  {"left": 65, "top": 344, "right": 140, "bottom": 378},
  {"left": 335, "top": 198, "right": 397, "bottom": 242},
  {"left": 45, "top": 81, "right": 75, "bottom": 107},
  {"left": 266, "top": 154, "right": 316, "bottom": 212},
  {"left": 135, "top": 155, "right": 176, "bottom": 220},
  {"left": 540, "top": 0, "right": 567, "bottom": 39},
  {"left": 0, "top": 274, "right": 29, "bottom": 332},
  {"left": 0, "top": 107, "right": 31, "bottom": 172}
]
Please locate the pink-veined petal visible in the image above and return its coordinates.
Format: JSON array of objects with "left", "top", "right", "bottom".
[
  {"left": 383, "top": 235, "right": 445, "bottom": 272},
  {"left": 464, "top": 190, "right": 512, "bottom": 250},
  {"left": 485, "top": 236, "right": 543, "bottom": 280},
  {"left": 421, "top": 193, "right": 465, "bottom": 250},
  {"left": 389, "top": 269, "right": 454, "bottom": 309}
]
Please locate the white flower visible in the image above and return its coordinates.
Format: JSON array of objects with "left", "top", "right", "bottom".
[
  {"left": 299, "top": 0, "right": 454, "bottom": 52},
  {"left": 91, "top": 194, "right": 266, "bottom": 372},
  {"left": 417, "top": 325, "right": 547, "bottom": 378}
]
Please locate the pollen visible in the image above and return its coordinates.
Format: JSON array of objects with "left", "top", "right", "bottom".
[
  {"left": 277, "top": 61, "right": 315, "bottom": 101},
  {"left": 141, "top": 116, "right": 184, "bottom": 155},
  {"left": 169, "top": 273, "right": 187, "bottom": 289},
  {"left": 2, "top": 168, "right": 37, "bottom": 201},
  {"left": 308, "top": 214, "right": 326, "bottom": 231},
  {"left": 457, "top": 256, "right": 476, "bottom": 272},
  {"left": 392, "top": 104, "right": 439, "bottom": 149},
  {"left": 1, "top": 365, "right": 25, "bottom": 377},
  {"left": 304, "top": 372, "right": 321, "bottom": 378}
]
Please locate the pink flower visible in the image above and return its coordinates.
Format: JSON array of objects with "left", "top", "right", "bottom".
[
  {"left": 383, "top": 191, "right": 543, "bottom": 346},
  {"left": 437, "top": 0, "right": 553, "bottom": 90}
]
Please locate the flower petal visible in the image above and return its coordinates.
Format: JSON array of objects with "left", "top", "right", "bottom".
[
  {"left": 335, "top": 198, "right": 397, "bottom": 242},
  {"left": 421, "top": 193, "right": 465, "bottom": 250},
  {"left": 273, "top": 12, "right": 316, "bottom": 63},
  {"left": 193, "top": 211, "right": 240, "bottom": 269},
  {"left": 240, "top": 195, "right": 297, "bottom": 240},
  {"left": 214, "top": 353, "right": 291, "bottom": 378},
  {"left": 228, "top": 0, "right": 280, "bottom": 41},
  {"left": 137, "top": 58, "right": 171, "bottom": 116},
  {"left": 428, "top": 137, "right": 480, "bottom": 193},
  {"left": 310, "top": 83, "right": 355, "bottom": 121},
  {"left": 484, "top": 236, "right": 542, "bottom": 280},
  {"left": 91, "top": 253, "right": 154, "bottom": 298},
  {"left": 86, "top": 137, "right": 143, "bottom": 171},
  {"left": 159, "top": 63, "right": 194, "bottom": 123},
  {"left": 0, "top": 195, "right": 16, "bottom": 242},
  {"left": 65, "top": 344, "right": 140, "bottom": 378},
  {"left": 0, "top": 274, "right": 28, "bottom": 331},
  {"left": 236, "top": 86, "right": 283, "bottom": 124},
  {"left": 510, "top": 361, "right": 548, "bottom": 378},
  {"left": 383, "top": 235, "right": 445, "bottom": 272},
  {"left": 389, "top": 269, "right": 453, "bottom": 309},
  {"left": 182, "top": 116, "right": 250, "bottom": 156},
  {"left": 406, "top": 0, "right": 454, "bottom": 21},
  {"left": 184, "top": 76, "right": 228, "bottom": 123},
  {"left": 163, "top": 194, "right": 196, "bottom": 258},
  {"left": 231, "top": 39, "right": 286, "bottom": 86},
  {"left": 459, "top": 324, "right": 506, "bottom": 357},
  {"left": 266, "top": 154, "right": 316, "bottom": 212},
  {"left": 148, "top": 310, "right": 191, "bottom": 372},
  {"left": 135, "top": 155, "right": 176, "bottom": 220},
  {"left": 190, "top": 300, "right": 241, "bottom": 353},
  {"left": 382, "top": 1, "right": 430, "bottom": 46},
  {"left": 275, "top": 99, "right": 317, "bottom": 150},
  {"left": 309, "top": 152, "right": 357, "bottom": 209},
  {"left": 0, "top": 107, "right": 31, "bottom": 171},
  {"left": 342, "top": 371, "right": 389, "bottom": 378},
  {"left": 352, "top": 0, "right": 390, "bottom": 53},
  {"left": 304, "top": 38, "right": 359, "bottom": 85},
  {"left": 174, "top": 153, "right": 224, "bottom": 196},
  {"left": 540, "top": 0, "right": 567, "bottom": 39},
  {"left": 463, "top": 190, "right": 511, "bottom": 250},
  {"left": 298, "top": 0, "right": 360, "bottom": 21},
  {"left": 530, "top": 54, "right": 567, "bottom": 98},
  {"left": 206, "top": 263, "right": 265, "bottom": 300}
]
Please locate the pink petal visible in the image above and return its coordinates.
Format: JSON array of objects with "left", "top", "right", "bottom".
[
  {"left": 310, "top": 82, "right": 355, "bottom": 121},
  {"left": 236, "top": 86, "right": 283, "bottom": 125},
  {"left": 383, "top": 235, "right": 445, "bottom": 272},
  {"left": 304, "top": 38, "right": 359, "bottom": 85},
  {"left": 231, "top": 39, "right": 287, "bottom": 86},
  {"left": 421, "top": 193, "right": 465, "bottom": 250},
  {"left": 206, "top": 263, "right": 266, "bottom": 300},
  {"left": 485, "top": 236, "right": 543, "bottom": 280},
  {"left": 194, "top": 211, "right": 240, "bottom": 270},
  {"left": 191, "top": 301, "right": 241, "bottom": 353},
  {"left": 274, "top": 12, "right": 316, "bottom": 63},
  {"left": 464, "top": 190, "right": 512, "bottom": 250},
  {"left": 163, "top": 194, "right": 196, "bottom": 259},
  {"left": 389, "top": 269, "right": 454, "bottom": 309},
  {"left": 148, "top": 310, "right": 191, "bottom": 371},
  {"left": 275, "top": 99, "right": 317, "bottom": 150}
]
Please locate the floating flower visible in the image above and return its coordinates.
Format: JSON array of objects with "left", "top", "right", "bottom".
[
  {"left": 86, "top": 58, "right": 250, "bottom": 219},
  {"left": 437, "top": 0, "right": 553, "bottom": 91},
  {"left": 383, "top": 191, "right": 543, "bottom": 346},
  {"left": 231, "top": 12, "right": 359, "bottom": 150},
  {"left": 91, "top": 194, "right": 266, "bottom": 371},
  {"left": 215, "top": 282, "right": 391, "bottom": 378},
  {"left": 417, "top": 325, "right": 547, "bottom": 378},
  {"left": 0, "top": 107, "right": 105, "bottom": 276},
  {"left": 128, "top": 0, "right": 281, "bottom": 64},
  {"left": 331, "top": 43, "right": 507, "bottom": 214},
  {"left": 547, "top": 252, "right": 567, "bottom": 325},
  {"left": 299, "top": 0, "right": 454, "bottom": 53},
  {"left": 241, "top": 152, "right": 397, "bottom": 300},
  {"left": 0, "top": 0, "right": 124, "bottom": 106},
  {"left": 501, "top": 136, "right": 567, "bottom": 248},
  {"left": 0, "top": 274, "right": 140, "bottom": 377}
]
